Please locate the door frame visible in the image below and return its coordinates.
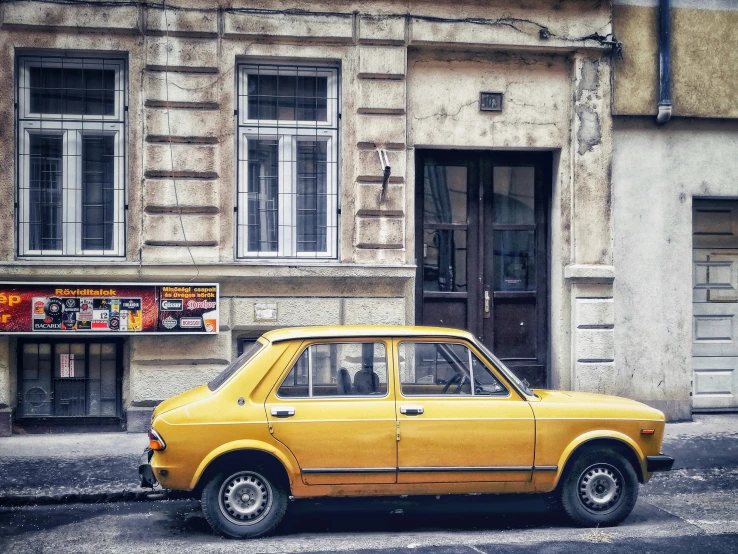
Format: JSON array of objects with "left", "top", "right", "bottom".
[{"left": 414, "top": 149, "right": 552, "bottom": 387}]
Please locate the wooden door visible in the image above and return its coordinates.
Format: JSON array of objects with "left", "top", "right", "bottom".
[{"left": 416, "top": 151, "right": 550, "bottom": 388}]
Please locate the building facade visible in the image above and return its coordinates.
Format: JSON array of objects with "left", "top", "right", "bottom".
[
  {"left": 0, "top": 0, "right": 634, "bottom": 433},
  {"left": 612, "top": 0, "right": 738, "bottom": 421}
]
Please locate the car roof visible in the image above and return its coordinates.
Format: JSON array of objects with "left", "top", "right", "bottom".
[{"left": 262, "top": 325, "right": 476, "bottom": 343}]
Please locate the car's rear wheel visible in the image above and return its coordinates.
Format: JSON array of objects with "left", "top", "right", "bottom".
[
  {"left": 560, "top": 447, "right": 639, "bottom": 527},
  {"left": 201, "top": 467, "right": 287, "bottom": 538}
]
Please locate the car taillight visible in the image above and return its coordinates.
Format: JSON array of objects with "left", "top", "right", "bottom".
[{"left": 148, "top": 428, "right": 166, "bottom": 451}]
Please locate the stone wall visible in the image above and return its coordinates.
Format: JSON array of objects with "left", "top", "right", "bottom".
[{"left": 0, "top": 0, "right": 619, "bottom": 428}]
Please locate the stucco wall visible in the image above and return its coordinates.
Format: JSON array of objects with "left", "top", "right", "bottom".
[
  {"left": 613, "top": 0, "right": 738, "bottom": 118},
  {"left": 0, "top": 0, "right": 619, "bottom": 426},
  {"left": 612, "top": 117, "right": 738, "bottom": 420}
]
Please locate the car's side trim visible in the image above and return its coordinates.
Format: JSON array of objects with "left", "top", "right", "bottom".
[
  {"left": 301, "top": 466, "right": 559, "bottom": 474},
  {"left": 399, "top": 466, "right": 533, "bottom": 472},
  {"left": 302, "top": 467, "right": 396, "bottom": 474}
]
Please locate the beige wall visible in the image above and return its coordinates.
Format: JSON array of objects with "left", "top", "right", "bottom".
[
  {"left": 613, "top": 0, "right": 738, "bottom": 118},
  {"left": 0, "top": 0, "right": 619, "bottom": 424},
  {"left": 613, "top": 118, "right": 738, "bottom": 420}
]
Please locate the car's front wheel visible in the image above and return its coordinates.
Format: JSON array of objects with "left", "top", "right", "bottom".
[
  {"left": 201, "top": 467, "right": 288, "bottom": 538},
  {"left": 560, "top": 447, "right": 639, "bottom": 527}
]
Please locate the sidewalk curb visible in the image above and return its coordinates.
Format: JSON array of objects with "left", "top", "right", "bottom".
[
  {"left": 0, "top": 490, "right": 191, "bottom": 508},
  {"left": 0, "top": 490, "right": 153, "bottom": 508}
]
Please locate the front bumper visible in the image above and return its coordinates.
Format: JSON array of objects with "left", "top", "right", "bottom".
[
  {"left": 646, "top": 454, "right": 675, "bottom": 472},
  {"left": 138, "top": 448, "right": 158, "bottom": 488}
]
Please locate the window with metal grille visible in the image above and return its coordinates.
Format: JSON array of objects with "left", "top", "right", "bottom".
[
  {"left": 236, "top": 63, "right": 339, "bottom": 258},
  {"left": 16, "top": 55, "right": 126, "bottom": 257}
]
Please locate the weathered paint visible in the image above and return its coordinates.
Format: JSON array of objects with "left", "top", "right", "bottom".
[
  {"left": 0, "top": 0, "right": 619, "bottom": 429},
  {"left": 613, "top": 0, "right": 738, "bottom": 118}
]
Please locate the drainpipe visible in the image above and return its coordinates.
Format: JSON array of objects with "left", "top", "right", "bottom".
[{"left": 656, "top": 0, "right": 672, "bottom": 124}]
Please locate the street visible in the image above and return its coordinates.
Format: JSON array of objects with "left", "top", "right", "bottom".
[{"left": 2, "top": 465, "right": 737, "bottom": 553}]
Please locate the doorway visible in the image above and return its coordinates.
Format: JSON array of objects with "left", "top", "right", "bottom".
[
  {"left": 415, "top": 150, "right": 550, "bottom": 387},
  {"left": 692, "top": 199, "right": 738, "bottom": 411},
  {"left": 16, "top": 339, "right": 123, "bottom": 420}
]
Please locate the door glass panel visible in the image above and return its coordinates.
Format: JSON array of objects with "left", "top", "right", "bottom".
[
  {"left": 20, "top": 343, "right": 52, "bottom": 417},
  {"left": 493, "top": 230, "right": 536, "bottom": 291},
  {"left": 99, "top": 343, "right": 117, "bottom": 416},
  {"left": 278, "top": 342, "right": 387, "bottom": 397},
  {"left": 423, "top": 229, "right": 467, "bottom": 292},
  {"left": 493, "top": 166, "right": 535, "bottom": 224},
  {"left": 399, "top": 342, "right": 472, "bottom": 396},
  {"left": 424, "top": 165, "right": 467, "bottom": 224},
  {"left": 54, "top": 343, "right": 86, "bottom": 417},
  {"left": 472, "top": 356, "right": 507, "bottom": 395}
]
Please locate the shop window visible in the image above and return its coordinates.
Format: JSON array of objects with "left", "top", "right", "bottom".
[
  {"left": 17, "top": 340, "right": 121, "bottom": 418},
  {"left": 236, "top": 63, "right": 339, "bottom": 259},
  {"left": 16, "top": 55, "right": 126, "bottom": 257}
]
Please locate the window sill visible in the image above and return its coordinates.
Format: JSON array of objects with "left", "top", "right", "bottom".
[{"left": 0, "top": 261, "right": 417, "bottom": 279}]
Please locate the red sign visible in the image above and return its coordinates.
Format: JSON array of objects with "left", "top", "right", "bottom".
[{"left": 0, "top": 283, "right": 219, "bottom": 334}]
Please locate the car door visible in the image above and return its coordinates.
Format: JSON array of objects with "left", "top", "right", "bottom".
[
  {"left": 265, "top": 339, "right": 397, "bottom": 485},
  {"left": 394, "top": 339, "right": 535, "bottom": 483}
]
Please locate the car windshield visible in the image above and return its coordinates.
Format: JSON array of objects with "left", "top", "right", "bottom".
[
  {"left": 472, "top": 339, "right": 536, "bottom": 397},
  {"left": 207, "top": 339, "right": 265, "bottom": 391}
]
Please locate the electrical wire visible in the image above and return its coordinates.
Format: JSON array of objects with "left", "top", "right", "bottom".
[
  {"left": 0, "top": 0, "right": 620, "bottom": 48},
  {"left": 161, "top": 0, "right": 200, "bottom": 280}
]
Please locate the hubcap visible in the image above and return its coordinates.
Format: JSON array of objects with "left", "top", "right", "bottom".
[
  {"left": 218, "top": 471, "right": 272, "bottom": 526},
  {"left": 577, "top": 463, "right": 623, "bottom": 514}
]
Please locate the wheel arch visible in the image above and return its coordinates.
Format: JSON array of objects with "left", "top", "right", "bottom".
[
  {"left": 554, "top": 432, "right": 646, "bottom": 487},
  {"left": 190, "top": 441, "right": 299, "bottom": 495}
]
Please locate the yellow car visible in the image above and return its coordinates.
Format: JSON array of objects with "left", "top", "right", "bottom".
[{"left": 138, "top": 326, "right": 674, "bottom": 538}]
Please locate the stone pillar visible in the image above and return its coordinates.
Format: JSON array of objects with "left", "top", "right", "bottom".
[
  {"left": 354, "top": 18, "right": 408, "bottom": 265},
  {"left": 566, "top": 53, "right": 615, "bottom": 392}
]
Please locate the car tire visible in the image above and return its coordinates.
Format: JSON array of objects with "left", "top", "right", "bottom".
[
  {"left": 201, "top": 466, "right": 288, "bottom": 539},
  {"left": 560, "top": 447, "right": 639, "bottom": 527}
]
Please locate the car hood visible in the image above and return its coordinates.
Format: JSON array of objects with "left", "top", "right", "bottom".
[
  {"left": 533, "top": 389, "right": 665, "bottom": 419},
  {"left": 153, "top": 384, "right": 212, "bottom": 419},
  {"left": 534, "top": 389, "right": 643, "bottom": 406}
]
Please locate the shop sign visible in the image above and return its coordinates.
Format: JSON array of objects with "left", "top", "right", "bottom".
[{"left": 0, "top": 283, "right": 219, "bottom": 335}]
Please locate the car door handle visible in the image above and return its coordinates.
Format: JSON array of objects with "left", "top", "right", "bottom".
[
  {"left": 270, "top": 407, "right": 295, "bottom": 418},
  {"left": 400, "top": 405, "right": 424, "bottom": 416}
]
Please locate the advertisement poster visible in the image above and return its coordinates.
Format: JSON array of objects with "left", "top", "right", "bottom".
[{"left": 0, "top": 283, "right": 219, "bottom": 335}]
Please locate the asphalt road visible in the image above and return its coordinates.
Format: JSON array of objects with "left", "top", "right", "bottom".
[{"left": 1, "top": 466, "right": 737, "bottom": 554}]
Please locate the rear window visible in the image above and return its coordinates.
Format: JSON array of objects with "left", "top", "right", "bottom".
[{"left": 207, "top": 339, "right": 264, "bottom": 391}]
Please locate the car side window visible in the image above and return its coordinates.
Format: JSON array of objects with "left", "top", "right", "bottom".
[
  {"left": 277, "top": 342, "right": 388, "bottom": 398},
  {"left": 399, "top": 342, "right": 507, "bottom": 397}
]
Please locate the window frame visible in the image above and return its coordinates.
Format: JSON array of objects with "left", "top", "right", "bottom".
[
  {"left": 397, "top": 340, "right": 510, "bottom": 399},
  {"left": 276, "top": 340, "right": 390, "bottom": 400},
  {"left": 237, "top": 64, "right": 338, "bottom": 129},
  {"left": 235, "top": 62, "right": 340, "bottom": 260},
  {"left": 16, "top": 54, "right": 127, "bottom": 259}
]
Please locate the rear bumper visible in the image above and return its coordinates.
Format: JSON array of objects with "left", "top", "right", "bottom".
[
  {"left": 138, "top": 448, "right": 158, "bottom": 488},
  {"left": 646, "top": 454, "right": 675, "bottom": 472}
]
